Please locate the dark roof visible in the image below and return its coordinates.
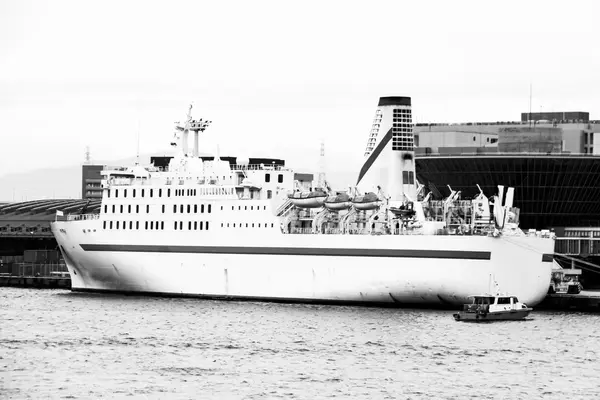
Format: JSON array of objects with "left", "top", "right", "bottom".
[{"left": 0, "top": 199, "right": 101, "bottom": 218}]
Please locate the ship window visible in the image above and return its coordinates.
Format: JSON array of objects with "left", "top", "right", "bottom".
[
  {"left": 124, "top": 189, "right": 127, "bottom": 198},
  {"left": 208, "top": 205, "right": 211, "bottom": 213},
  {"left": 221, "top": 206, "right": 223, "bottom": 211},
  {"left": 264, "top": 206, "right": 266, "bottom": 210},
  {"left": 252, "top": 223, "right": 254, "bottom": 228},
  {"left": 174, "top": 221, "right": 178, "bottom": 230},
  {"left": 116, "top": 221, "right": 120, "bottom": 229},
  {"left": 179, "top": 221, "right": 183, "bottom": 230},
  {"left": 188, "top": 221, "right": 191, "bottom": 230},
  {"left": 194, "top": 205, "right": 197, "bottom": 213},
  {"left": 233, "top": 223, "right": 235, "bottom": 227},
  {"left": 168, "top": 189, "right": 171, "bottom": 197},
  {"left": 110, "top": 221, "right": 113, "bottom": 229},
  {"left": 491, "top": 138, "right": 498, "bottom": 143},
  {"left": 194, "top": 221, "right": 198, "bottom": 230},
  {"left": 221, "top": 223, "right": 223, "bottom": 227},
  {"left": 150, "top": 189, "right": 153, "bottom": 197},
  {"left": 145, "top": 221, "right": 148, "bottom": 230},
  {"left": 278, "top": 174, "right": 283, "bottom": 183},
  {"left": 103, "top": 221, "right": 106, "bottom": 229},
  {"left": 161, "top": 221, "right": 164, "bottom": 230},
  {"left": 473, "top": 136, "right": 476, "bottom": 141},
  {"left": 173, "top": 205, "right": 177, "bottom": 213},
  {"left": 142, "top": 189, "right": 145, "bottom": 197},
  {"left": 267, "top": 190, "right": 272, "bottom": 199},
  {"left": 258, "top": 223, "right": 261, "bottom": 227},
  {"left": 128, "top": 205, "right": 131, "bottom": 213},
  {"left": 238, "top": 206, "right": 241, "bottom": 210},
  {"left": 265, "top": 173, "right": 271, "bottom": 183},
  {"left": 123, "top": 221, "right": 126, "bottom": 229},
  {"left": 150, "top": 221, "right": 154, "bottom": 230},
  {"left": 159, "top": 189, "right": 162, "bottom": 197},
  {"left": 245, "top": 206, "right": 247, "bottom": 211},
  {"left": 162, "top": 205, "right": 165, "bottom": 213},
  {"left": 107, "top": 189, "right": 110, "bottom": 198},
  {"left": 232, "top": 206, "right": 234, "bottom": 211},
  {"left": 201, "top": 204, "right": 205, "bottom": 213},
  {"left": 120, "top": 205, "right": 123, "bottom": 213},
  {"left": 136, "top": 221, "right": 139, "bottom": 229},
  {"left": 206, "top": 221, "right": 209, "bottom": 230},
  {"left": 136, "top": 205, "right": 139, "bottom": 213},
  {"left": 104, "top": 205, "right": 107, "bottom": 213},
  {"left": 251, "top": 206, "right": 253, "bottom": 210},
  {"left": 112, "top": 205, "right": 116, "bottom": 213},
  {"left": 146, "top": 205, "right": 150, "bottom": 213},
  {"left": 129, "top": 221, "right": 133, "bottom": 229},
  {"left": 187, "top": 204, "right": 190, "bottom": 213},
  {"left": 271, "top": 223, "right": 274, "bottom": 228},
  {"left": 200, "top": 221, "right": 204, "bottom": 230},
  {"left": 115, "top": 189, "right": 118, "bottom": 198},
  {"left": 133, "top": 189, "right": 136, "bottom": 197},
  {"left": 180, "top": 205, "right": 184, "bottom": 213},
  {"left": 246, "top": 223, "right": 248, "bottom": 228}
]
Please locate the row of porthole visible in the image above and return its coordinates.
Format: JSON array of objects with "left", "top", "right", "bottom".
[
  {"left": 107, "top": 187, "right": 232, "bottom": 199},
  {"left": 104, "top": 204, "right": 213, "bottom": 214},
  {"left": 102, "top": 220, "right": 211, "bottom": 231}
]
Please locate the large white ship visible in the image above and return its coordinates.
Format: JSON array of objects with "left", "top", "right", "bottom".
[{"left": 51, "top": 97, "right": 554, "bottom": 307}]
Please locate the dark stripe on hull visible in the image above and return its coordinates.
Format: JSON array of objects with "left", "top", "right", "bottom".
[
  {"left": 70, "top": 287, "right": 461, "bottom": 309},
  {"left": 80, "top": 244, "right": 491, "bottom": 260},
  {"left": 357, "top": 127, "right": 393, "bottom": 185}
]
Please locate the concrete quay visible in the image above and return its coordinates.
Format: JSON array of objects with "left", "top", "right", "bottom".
[
  {"left": 537, "top": 290, "right": 600, "bottom": 313},
  {"left": 0, "top": 274, "right": 71, "bottom": 289}
]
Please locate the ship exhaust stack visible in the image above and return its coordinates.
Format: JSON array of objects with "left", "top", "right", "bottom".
[{"left": 356, "top": 96, "right": 416, "bottom": 205}]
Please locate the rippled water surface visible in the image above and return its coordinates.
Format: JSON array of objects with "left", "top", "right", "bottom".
[{"left": 1, "top": 288, "right": 599, "bottom": 399}]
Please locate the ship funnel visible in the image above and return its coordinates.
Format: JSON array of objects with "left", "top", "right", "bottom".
[{"left": 356, "top": 96, "right": 415, "bottom": 205}]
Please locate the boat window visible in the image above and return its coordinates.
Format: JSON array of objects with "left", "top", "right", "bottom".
[
  {"left": 150, "top": 189, "right": 153, "bottom": 198},
  {"left": 232, "top": 206, "right": 234, "bottom": 211},
  {"left": 278, "top": 174, "right": 283, "bottom": 183},
  {"left": 221, "top": 206, "right": 223, "bottom": 211},
  {"left": 265, "top": 173, "right": 270, "bottom": 183},
  {"left": 512, "top": 297, "right": 519, "bottom": 303},
  {"left": 233, "top": 223, "right": 235, "bottom": 227},
  {"left": 245, "top": 206, "right": 247, "bottom": 211},
  {"left": 124, "top": 189, "right": 127, "bottom": 198},
  {"left": 498, "top": 297, "right": 510, "bottom": 304},
  {"left": 271, "top": 223, "right": 274, "bottom": 228}
]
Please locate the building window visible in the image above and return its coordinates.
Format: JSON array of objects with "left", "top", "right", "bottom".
[
  {"left": 278, "top": 174, "right": 283, "bottom": 183},
  {"left": 265, "top": 173, "right": 271, "bottom": 183}
]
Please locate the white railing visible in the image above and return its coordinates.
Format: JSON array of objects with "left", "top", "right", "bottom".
[{"left": 66, "top": 214, "right": 100, "bottom": 221}]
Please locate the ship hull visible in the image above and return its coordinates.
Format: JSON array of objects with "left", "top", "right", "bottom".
[{"left": 52, "top": 221, "right": 553, "bottom": 307}]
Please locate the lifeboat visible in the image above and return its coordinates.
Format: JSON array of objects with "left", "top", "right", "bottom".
[
  {"left": 352, "top": 192, "right": 381, "bottom": 210},
  {"left": 324, "top": 193, "right": 352, "bottom": 210},
  {"left": 389, "top": 204, "right": 416, "bottom": 219},
  {"left": 287, "top": 189, "right": 328, "bottom": 208}
]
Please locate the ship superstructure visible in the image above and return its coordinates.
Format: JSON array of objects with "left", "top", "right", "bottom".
[{"left": 51, "top": 97, "right": 555, "bottom": 307}]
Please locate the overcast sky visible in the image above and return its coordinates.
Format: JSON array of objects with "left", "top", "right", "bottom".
[{"left": 1, "top": 0, "right": 598, "bottom": 179}]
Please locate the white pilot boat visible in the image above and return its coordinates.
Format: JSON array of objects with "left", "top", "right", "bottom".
[{"left": 453, "top": 294, "right": 533, "bottom": 322}]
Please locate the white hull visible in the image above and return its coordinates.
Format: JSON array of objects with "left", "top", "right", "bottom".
[{"left": 52, "top": 220, "right": 553, "bottom": 307}]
